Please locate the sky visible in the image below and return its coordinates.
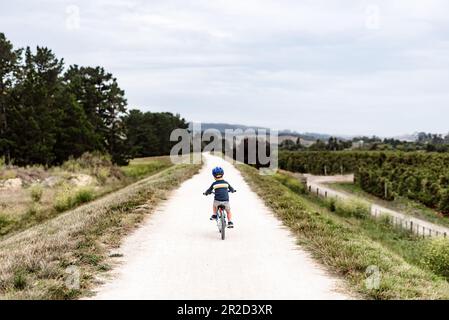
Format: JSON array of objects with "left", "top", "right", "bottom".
[{"left": 1, "top": 0, "right": 449, "bottom": 136}]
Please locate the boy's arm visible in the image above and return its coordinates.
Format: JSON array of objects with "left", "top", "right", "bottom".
[
  {"left": 204, "top": 183, "right": 214, "bottom": 195},
  {"left": 227, "top": 182, "right": 236, "bottom": 193}
]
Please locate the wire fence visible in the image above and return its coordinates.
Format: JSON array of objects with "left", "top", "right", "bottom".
[{"left": 308, "top": 185, "right": 448, "bottom": 239}]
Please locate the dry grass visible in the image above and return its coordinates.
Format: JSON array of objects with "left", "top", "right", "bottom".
[
  {"left": 0, "top": 156, "right": 174, "bottom": 238},
  {"left": 0, "top": 163, "right": 200, "bottom": 299}
]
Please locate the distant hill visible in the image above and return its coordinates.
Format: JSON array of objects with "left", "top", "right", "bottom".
[
  {"left": 188, "top": 122, "right": 268, "bottom": 133},
  {"left": 188, "top": 123, "right": 444, "bottom": 145},
  {"left": 189, "top": 122, "right": 333, "bottom": 141}
]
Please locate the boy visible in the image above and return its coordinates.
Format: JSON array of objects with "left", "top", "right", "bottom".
[{"left": 203, "top": 166, "right": 236, "bottom": 228}]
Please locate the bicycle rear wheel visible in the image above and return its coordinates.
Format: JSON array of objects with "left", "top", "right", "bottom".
[{"left": 220, "top": 211, "right": 226, "bottom": 240}]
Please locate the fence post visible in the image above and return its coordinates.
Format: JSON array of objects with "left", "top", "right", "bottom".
[
  {"left": 317, "top": 188, "right": 319, "bottom": 196},
  {"left": 410, "top": 221, "right": 413, "bottom": 233},
  {"left": 423, "top": 226, "right": 425, "bottom": 238},
  {"left": 309, "top": 185, "right": 312, "bottom": 192},
  {"left": 325, "top": 191, "right": 328, "bottom": 198},
  {"left": 444, "top": 232, "right": 447, "bottom": 238}
]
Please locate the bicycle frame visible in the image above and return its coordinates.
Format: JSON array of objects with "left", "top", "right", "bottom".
[
  {"left": 216, "top": 205, "right": 227, "bottom": 233},
  {"left": 204, "top": 189, "right": 235, "bottom": 241}
]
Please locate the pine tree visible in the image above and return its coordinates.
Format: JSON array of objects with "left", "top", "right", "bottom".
[
  {"left": 0, "top": 33, "right": 22, "bottom": 163},
  {"left": 9, "top": 47, "right": 64, "bottom": 165}
]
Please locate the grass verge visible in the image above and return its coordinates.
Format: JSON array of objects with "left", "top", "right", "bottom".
[
  {"left": 237, "top": 164, "right": 449, "bottom": 299},
  {"left": 121, "top": 156, "right": 173, "bottom": 179},
  {"left": 0, "top": 163, "right": 200, "bottom": 299}
]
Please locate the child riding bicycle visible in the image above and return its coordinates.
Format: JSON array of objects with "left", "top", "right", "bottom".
[{"left": 203, "top": 166, "right": 236, "bottom": 228}]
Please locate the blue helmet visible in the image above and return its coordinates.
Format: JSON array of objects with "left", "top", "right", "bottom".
[{"left": 212, "top": 166, "right": 224, "bottom": 178}]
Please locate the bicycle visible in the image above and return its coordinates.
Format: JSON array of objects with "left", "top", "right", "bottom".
[{"left": 203, "top": 190, "right": 236, "bottom": 240}]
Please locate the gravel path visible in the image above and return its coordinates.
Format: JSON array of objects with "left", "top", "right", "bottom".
[{"left": 92, "top": 154, "right": 351, "bottom": 300}]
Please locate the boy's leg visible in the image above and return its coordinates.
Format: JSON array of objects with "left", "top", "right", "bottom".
[
  {"left": 226, "top": 203, "right": 232, "bottom": 221},
  {"left": 212, "top": 204, "right": 217, "bottom": 215},
  {"left": 226, "top": 209, "right": 232, "bottom": 222}
]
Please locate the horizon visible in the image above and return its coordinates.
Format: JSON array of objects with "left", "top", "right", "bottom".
[{"left": 188, "top": 121, "right": 449, "bottom": 139}]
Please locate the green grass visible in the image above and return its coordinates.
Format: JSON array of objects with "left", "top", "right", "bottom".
[
  {"left": 273, "top": 173, "right": 307, "bottom": 195},
  {"left": 121, "top": 157, "right": 173, "bottom": 179},
  {"left": 329, "top": 182, "right": 449, "bottom": 228},
  {"left": 0, "top": 214, "right": 14, "bottom": 236},
  {"left": 54, "top": 187, "right": 95, "bottom": 212},
  {"left": 237, "top": 165, "right": 449, "bottom": 299},
  {"left": 315, "top": 195, "right": 449, "bottom": 280}
]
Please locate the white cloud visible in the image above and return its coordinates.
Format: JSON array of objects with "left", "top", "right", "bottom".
[{"left": 1, "top": 0, "right": 449, "bottom": 135}]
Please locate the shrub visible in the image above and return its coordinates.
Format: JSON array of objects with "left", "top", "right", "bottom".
[
  {"left": 334, "top": 199, "right": 370, "bottom": 219},
  {"left": 13, "top": 270, "right": 27, "bottom": 290},
  {"left": 30, "top": 185, "right": 43, "bottom": 203},
  {"left": 25, "top": 204, "right": 38, "bottom": 217},
  {"left": 61, "top": 158, "right": 81, "bottom": 172},
  {"left": 54, "top": 186, "right": 94, "bottom": 212},
  {"left": 273, "top": 173, "right": 306, "bottom": 195},
  {"left": 438, "top": 189, "right": 449, "bottom": 215},
  {"left": 327, "top": 198, "right": 336, "bottom": 212},
  {"left": 96, "top": 167, "right": 110, "bottom": 185},
  {"left": 0, "top": 214, "right": 12, "bottom": 234},
  {"left": 422, "top": 237, "right": 449, "bottom": 279},
  {"left": 62, "top": 152, "right": 112, "bottom": 172},
  {"left": 54, "top": 186, "right": 72, "bottom": 212},
  {"left": 73, "top": 187, "right": 94, "bottom": 205}
]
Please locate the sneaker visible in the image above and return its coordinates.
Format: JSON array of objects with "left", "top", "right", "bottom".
[
  {"left": 210, "top": 214, "right": 217, "bottom": 220},
  {"left": 227, "top": 221, "right": 234, "bottom": 228}
]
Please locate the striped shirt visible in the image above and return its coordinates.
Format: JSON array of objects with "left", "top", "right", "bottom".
[{"left": 204, "top": 178, "right": 235, "bottom": 201}]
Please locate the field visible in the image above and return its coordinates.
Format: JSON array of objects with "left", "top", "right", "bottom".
[{"left": 0, "top": 153, "right": 173, "bottom": 238}]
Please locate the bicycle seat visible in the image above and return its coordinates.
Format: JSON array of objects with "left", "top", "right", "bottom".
[{"left": 217, "top": 205, "right": 226, "bottom": 210}]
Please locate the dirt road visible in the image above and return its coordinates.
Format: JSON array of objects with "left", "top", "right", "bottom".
[
  {"left": 306, "top": 175, "right": 449, "bottom": 237},
  {"left": 92, "top": 154, "right": 351, "bottom": 300}
]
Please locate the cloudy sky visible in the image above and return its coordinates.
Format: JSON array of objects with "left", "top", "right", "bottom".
[{"left": 1, "top": 0, "right": 449, "bottom": 136}]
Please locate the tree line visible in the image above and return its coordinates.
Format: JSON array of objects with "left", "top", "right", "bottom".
[
  {"left": 279, "top": 133, "right": 449, "bottom": 153},
  {"left": 0, "top": 33, "right": 187, "bottom": 166},
  {"left": 279, "top": 151, "right": 449, "bottom": 215}
]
